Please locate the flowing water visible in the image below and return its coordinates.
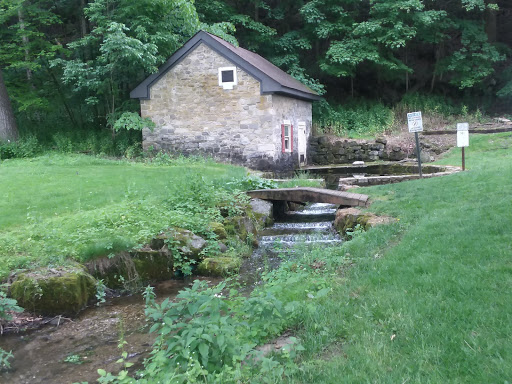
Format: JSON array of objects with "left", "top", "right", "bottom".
[
  {"left": 0, "top": 203, "right": 341, "bottom": 384},
  {"left": 238, "top": 202, "right": 341, "bottom": 288}
]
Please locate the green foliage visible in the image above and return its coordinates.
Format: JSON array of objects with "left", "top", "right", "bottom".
[
  {"left": 395, "top": 92, "right": 461, "bottom": 117},
  {"left": 226, "top": 175, "right": 278, "bottom": 191},
  {"left": 442, "top": 21, "right": 505, "bottom": 89},
  {"left": 63, "top": 354, "right": 84, "bottom": 365},
  {"left": 0, "top": 290, "right": 23, "bottom": 324},
  {"left": 344, "top": 223, "right": 365, "bottom": 240},
  {"left": 0, "top": 135, "right": 40, "bottom": 159},
  {"left": 98, "top": 275, "right": 302, "bottom": 382},
  {"left": 0, "top": 348, "right": 14, "bottom": 371},
  {"left": 314, "top": 99, "right": 394, "bottom": 137},
  {"left": 95, "top": 279, "right": 107, "bottom": 306},
  {"left": 0, "top": 154, "right": 247, "bottom": 279},
  {"left": 113, "top": 112, "right": 155, "bottom": 133}
]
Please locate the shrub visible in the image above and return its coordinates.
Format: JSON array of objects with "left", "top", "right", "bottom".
[
  {"left": 313, "top": 99, "right": 394, "bottom": 137},
  {"left": 0, "top": 135, "right": 41, "bottom": 160}
]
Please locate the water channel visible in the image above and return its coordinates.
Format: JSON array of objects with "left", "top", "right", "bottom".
[{"left": 0, "top": 203, "right": 341, "bottom": 384}]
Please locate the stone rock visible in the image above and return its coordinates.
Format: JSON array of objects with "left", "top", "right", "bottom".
[
  {"left": 130, "top": 249, "right": 173, "bottom": 282},
  {"left": 334, "top": 208, "right": 370, "bottom": 235},
  {"left": 223, "top": 216, "right": 259, "bottom": 247},
  {"left": 218, "top": 242, "right": 228, "bottom": 253},
  {"left": 419, "top": 150, "right": 432, "bottom": 163},
  {"left": 151, "top": 228, "right": 207, "bottom": 260},
  {"left": 249, "top": 198, "right": 274, "bottom": 227},
  {"left": 10, "top": 265, "right": 96, "bottom": 316},
  {"left": 334, "top": 208, "right": 396, "bottom": 235},
  {"left": 197, "top": 257, "right": 241, "bottom": 277},
  {"left": 210, "top": 222, "right": 228, "bottom": 240}
]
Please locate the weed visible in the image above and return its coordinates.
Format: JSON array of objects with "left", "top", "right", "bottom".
[
  {"left": 0, "top": 348, "right": 14, "bottom": 371},
  {"left": 63, "top": 354, "right": 83, "bottom": 365},
  {"left": 95, "top": 279, "right": 107, "bottom": 306}
]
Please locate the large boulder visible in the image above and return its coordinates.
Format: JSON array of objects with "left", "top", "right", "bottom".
[
  {"left": 197, "top": 257, "right": 241, "bottom": 277},
  {"left": 223, "top": 215, "right": 259, "bottom": 247},
  {"left": 334, "top": 208, "right": 372, "bottom": 235},
  {"left": 249, "top": 198, "right": 274, "bottom": 228},
  {"left": 10, "top": 265, "right": 96, "bottom": 316},
  {"left": 151, "top": 228, "right": 207, "bottom": 260},
  {"left": 209, "top": 222, "right": 228, "bottom": 240},
  {"left": 334, "top": 208, "right": 397, "bottom": 235}
]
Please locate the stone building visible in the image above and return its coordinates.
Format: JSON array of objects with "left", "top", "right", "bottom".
[{"left": 130, "top": 31, "right": 321, "bottom": 171}]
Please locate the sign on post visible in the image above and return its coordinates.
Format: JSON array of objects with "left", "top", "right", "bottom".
[
  {"left": 407, "top": 111, "right": 423, "bottom": 177},
  {"left": 407, "top": 111, "right": 423, "bottom": 133},
  {"left": 457, "top": 123, "right": 469, "bottom": 147},
  {"left": 457, "top": 122, "right": 469, "bottom": 171}
]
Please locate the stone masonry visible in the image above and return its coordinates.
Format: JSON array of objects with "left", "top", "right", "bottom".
[
  {"left": 140, "top": 43, "right": 312, "bottom": 171},
  {"left": 309, "top": 135, "right": 407, "bottom": 165}
]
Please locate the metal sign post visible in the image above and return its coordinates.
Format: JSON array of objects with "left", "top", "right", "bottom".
[
  {"left": 407, "top": 111, "right": 423, "bottom": 177},
  {"left": 457, "top": 122, "right": 469, "bottom": 171}
]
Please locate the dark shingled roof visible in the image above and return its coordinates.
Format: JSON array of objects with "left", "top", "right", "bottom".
[{"left": 130, "top": 31, "right": 321, "bottom": 101}]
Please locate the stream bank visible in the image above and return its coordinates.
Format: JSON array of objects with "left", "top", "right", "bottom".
[{"left": 0, "top": 201, "right": 343, "bottom": 384}]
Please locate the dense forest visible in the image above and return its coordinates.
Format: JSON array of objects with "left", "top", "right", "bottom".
[{"left": 0, "top": 0, "right": 511, "bottom": 150}]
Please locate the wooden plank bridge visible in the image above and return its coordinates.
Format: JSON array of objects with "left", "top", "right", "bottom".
[{"left": 246, "top": 187, "right": 370, "bottom": 207}]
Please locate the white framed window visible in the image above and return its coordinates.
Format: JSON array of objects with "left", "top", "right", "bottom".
[
  {"left": 281, "top": 120, "right": 293, "bottom": 153},
  {"left": 218, "top": 67, "right": 237, "bottom": 89}
]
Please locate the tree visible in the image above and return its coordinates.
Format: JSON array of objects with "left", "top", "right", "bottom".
[
  {"left": 52, "top": 0, "right": 234, "bottom": 132},
  {"left": 0, "top": 68, "right": 19, "bottom": 142}
]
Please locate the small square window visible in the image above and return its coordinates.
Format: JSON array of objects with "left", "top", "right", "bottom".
[
  {"left": 221, "top": 70, "right": 234, "bottom": 83},
  {"left": 218, "top": 66, "right": 237, "bottom": 89}
]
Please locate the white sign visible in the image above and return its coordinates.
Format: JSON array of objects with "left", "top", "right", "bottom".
[
  {"left": 407, "top": 111, "right": 423, "bottom": 133},
  {"left": 457, "top": 122, "right": 469, "bottom": 147}
]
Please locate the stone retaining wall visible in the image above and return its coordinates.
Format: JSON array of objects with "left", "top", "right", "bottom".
[{"left": 309, "top": 135, "right": 407, "bottom": 165}]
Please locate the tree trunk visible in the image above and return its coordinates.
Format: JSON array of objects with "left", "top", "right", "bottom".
[
  {"left": 485, "top": 1, "right": 497, "bottom": 43},
  {"left": 405, "top": 48, "right": 409, "bottom": 92},
  {"left": 18, "top": 7, "right": 33, "bottom": 82},
  {"left": 80, "top": 0, "right": 88, "bottom": 38},
  {"left": 0, "top": 69, "right": 19, "bottom": 142}
]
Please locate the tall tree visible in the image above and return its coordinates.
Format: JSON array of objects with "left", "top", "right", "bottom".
[{"left": 0, "top": 68, "right": 19, "bottom": 142}]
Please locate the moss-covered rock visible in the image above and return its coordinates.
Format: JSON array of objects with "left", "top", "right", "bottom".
[
  {"left": 209, "top": 222, "right": 227, "bottom": 240},
  {"left": 10, "top": 264, "right": 96, "bottom": 316},
  {"left": 334, "top": 208, "right": 396, "bottom": 235},
  {"left": 131, "top": 249, "right": 173, "bottom": 282},
  {"left": 248, "top": 198, "right": 274, "bottom": 228},
  {"left": 197, "top": 257, "right": 241, "bottom": 277},
  {"left": 152, "top": 228, "right": 207, "bottom": 260},
  {"left": 223, "top": 216, "right": 259, "bottom": 247},
  {"left": 333, "top": 208, "right": 371, "bottom": 235},
  {"left": 87, "top": 249, "right": 174, "bottom": 289}
]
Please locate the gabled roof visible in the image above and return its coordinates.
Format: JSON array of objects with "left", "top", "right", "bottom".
[{"left": 130, "top": 31, "right": 321, "bottom": 102}]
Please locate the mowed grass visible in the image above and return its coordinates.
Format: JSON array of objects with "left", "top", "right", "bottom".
[
  {"left": 0, "top": 154, "right": 247, "bottom": 280},
  {"left": 291, "top": 133, "right": 512, "bottom": 383}
]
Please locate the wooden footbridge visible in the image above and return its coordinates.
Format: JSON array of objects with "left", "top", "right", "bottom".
[{"left": 246, "top": 187, "right": 370, "bottom": 207}]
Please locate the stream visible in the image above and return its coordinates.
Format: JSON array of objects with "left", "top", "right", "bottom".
[{"left": 0, "top": 203, "right": 341, "bottom": 384}]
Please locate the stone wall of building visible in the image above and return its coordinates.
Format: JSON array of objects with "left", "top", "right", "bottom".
[
  {"left": 265, "top": 95, "right": 313, "bottom": 171},
  {"left": 310, "top": 136, "right": 407, "bottom": 165},
  {"left": 140, "top": 43, "right": 313, "bottom": 171}
]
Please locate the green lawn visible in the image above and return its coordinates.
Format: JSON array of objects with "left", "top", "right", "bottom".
[
  {"left": 291, "top": 132, "right": 512, "bottom": 382},
  {"left": 0, "top": 154, "right": 248, "bottom": 280}
]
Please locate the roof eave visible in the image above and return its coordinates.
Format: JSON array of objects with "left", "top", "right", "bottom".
[{"left": 261, "top": 83, "right": 322, "bottom": 102}]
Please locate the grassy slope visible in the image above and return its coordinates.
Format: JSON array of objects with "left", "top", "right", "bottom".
[
  {"left": 0, "top": 154, "right": 247, "bottom": 279},
  {"left": 294, "top": 133, "right": 512, "bottom": 383}
]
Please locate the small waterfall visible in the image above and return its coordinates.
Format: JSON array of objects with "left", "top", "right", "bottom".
[{"left": 238, "top": 202, "right": 341, "bottom": 286}]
